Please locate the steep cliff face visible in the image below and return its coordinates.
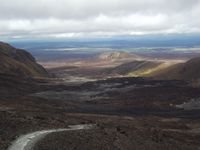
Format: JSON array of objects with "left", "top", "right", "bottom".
[{"left": 0, "top": 42, "right": 49, "bottom": 78}]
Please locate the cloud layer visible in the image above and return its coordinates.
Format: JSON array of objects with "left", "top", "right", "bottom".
[{"left": 1, "top": 0, "right": 200, "bottom": 39}]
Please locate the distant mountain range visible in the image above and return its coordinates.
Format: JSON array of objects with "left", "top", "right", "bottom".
[
  {"left": 86, "top": 51, "right": 200, "bottom": 81},
  {"left": 2, "top": 41, "right": 200, "bottom": 83}
]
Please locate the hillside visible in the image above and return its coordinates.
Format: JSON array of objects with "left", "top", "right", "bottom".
[
  {"left": 106, "top": 60, "right": 162, "bottom": 76},
  {"left": 153, "top": 57, "right": 200, "bottom": 80},
  {"left": 97, "top": 51, "right": 139, "bottom": 61},
  {"left": 0, "top": 42, "right": 49, "bottom": 78}
]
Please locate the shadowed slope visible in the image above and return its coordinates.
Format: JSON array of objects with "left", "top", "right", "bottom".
[
  {"left": 153, "top": 57, "right": 200, "bottom": 80},
  {"left": 111, "top": 61, "right": 161, "bottom": 76},
  {"left": 0, "top": 42, "right": 49, "bottom": 78}
]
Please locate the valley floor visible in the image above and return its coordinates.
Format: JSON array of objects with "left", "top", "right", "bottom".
[{"left": 1, "top": 75, "right": 200, "bottom": 150}]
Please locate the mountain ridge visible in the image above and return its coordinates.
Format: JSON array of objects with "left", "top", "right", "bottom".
[
  {"left": 0, "top": 42, "right": 49, "bottom": 78},
  {"left": 97, "top": 51, "right": 139, "bottom": 61},
  {"left": 152, "top": 57, "right": 200, "bottom": 80}
]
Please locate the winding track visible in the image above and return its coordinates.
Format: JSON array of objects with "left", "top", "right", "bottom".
[{"left": 8, "top": 124, "right": 95, "bottom": 150}]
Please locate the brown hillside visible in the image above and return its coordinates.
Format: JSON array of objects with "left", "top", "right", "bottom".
[
  {"left": 0, "top": 42, "right": 49, "bottom": 77},
  {"left": 153, "top": 57, "right": 200, "bottom": 80}
]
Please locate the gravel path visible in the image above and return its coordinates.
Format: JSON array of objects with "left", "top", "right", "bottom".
[{"left": 8, "top": 124, "right": 95, "bottom": 150}]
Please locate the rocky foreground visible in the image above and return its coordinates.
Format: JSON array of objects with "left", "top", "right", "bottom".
[{"left": 0, "top": 76, "right": 200, "bottom": 150}]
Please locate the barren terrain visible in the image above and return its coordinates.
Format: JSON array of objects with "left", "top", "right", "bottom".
[{"left": 1, "top": 47, "right": 200, "bottom": 150}]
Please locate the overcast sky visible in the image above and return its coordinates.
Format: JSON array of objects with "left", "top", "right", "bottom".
[{"left": 1, "top": 0, "right": 200, "bottom": 40}]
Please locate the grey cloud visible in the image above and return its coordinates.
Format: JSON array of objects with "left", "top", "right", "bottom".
[
  {"left": 0, "top": 0, "right": 200, "bottom": 39},
  {"left": 0, "top": 0, "right": 199, "bottom": 19}
]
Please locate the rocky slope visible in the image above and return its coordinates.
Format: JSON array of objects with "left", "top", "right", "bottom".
[
  {"left": 0, "top": 42, "right": 49, "bottom": 78},
  {"left": 153, "top": 57, "right": 200, "bottom": 80},
  {"left": 108, "top": 60, "right": 161, "bottom": 76}
]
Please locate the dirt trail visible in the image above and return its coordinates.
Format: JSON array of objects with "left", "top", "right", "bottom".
[{"left": 8, "top": 124, "right": 95, "bottom": 150}]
